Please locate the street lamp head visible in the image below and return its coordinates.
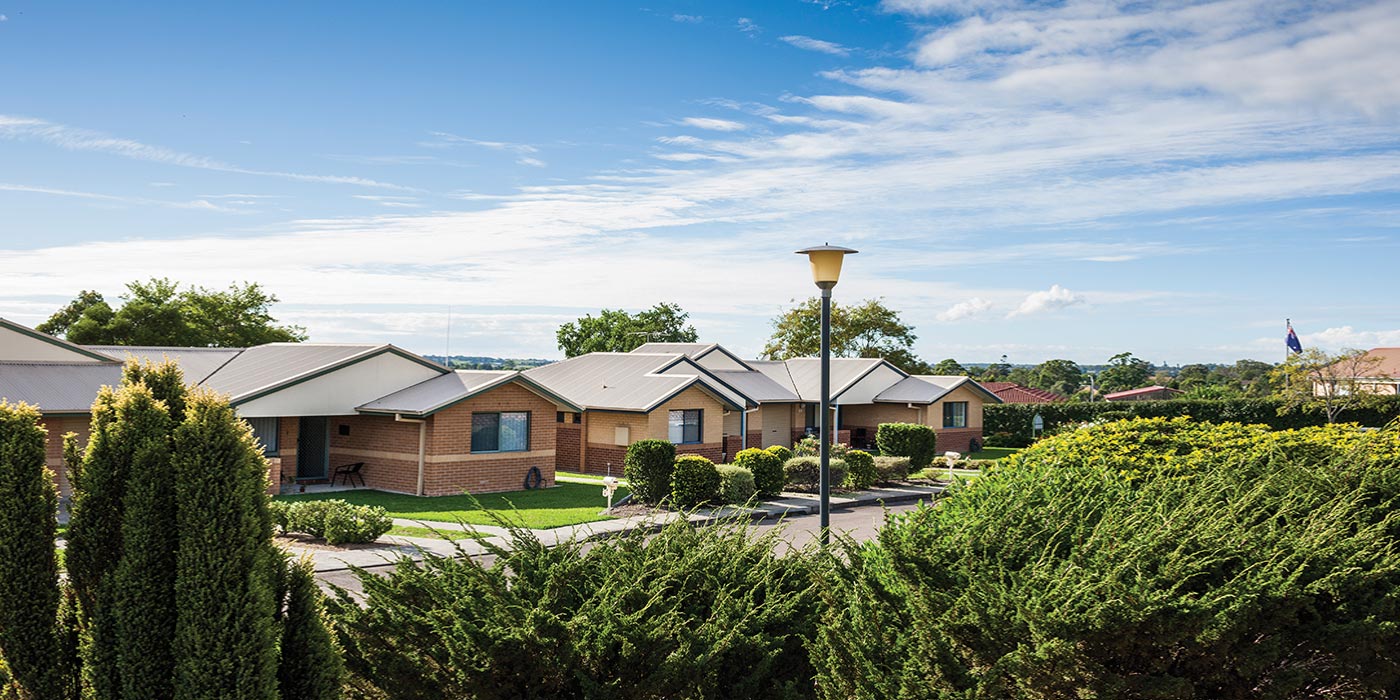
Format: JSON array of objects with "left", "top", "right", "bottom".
[{"left": 796, "top": 243, "right": 859, "bottom": 290}]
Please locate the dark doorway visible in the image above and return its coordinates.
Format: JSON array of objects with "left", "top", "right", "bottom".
[{"left": 296, "top": 417, "right": 329, "bottom": 479}]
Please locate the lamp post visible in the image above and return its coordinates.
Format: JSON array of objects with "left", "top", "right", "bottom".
[{"left": 796, "top": 243, "right": 858, "bottom": 546}]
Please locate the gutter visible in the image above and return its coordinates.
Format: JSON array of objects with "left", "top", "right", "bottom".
[
  {"left": 395, "top": 414, "right": 428, "bottom": 496},
  {"left": 741, "top": 405, "right": 761, "bottom": 451}
]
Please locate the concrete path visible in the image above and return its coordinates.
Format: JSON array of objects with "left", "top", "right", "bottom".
[{"left": 287, "top": 484, "right": 943, "bottom": 574}]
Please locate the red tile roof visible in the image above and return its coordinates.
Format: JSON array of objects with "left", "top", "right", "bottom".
[{"left": 981, "top": 382, "right": 1066, "bottom": 403}]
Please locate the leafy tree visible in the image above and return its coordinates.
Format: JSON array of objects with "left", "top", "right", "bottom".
[
  {"left": 39, "top": 279, "right": 306, "bottom": 347},
  {"left": 0, "top": 402, "right": 62, "bottom": 699},
  {"left": 1030, "top": 359, "right": 1084, "bottom": 396},
  {"left": 760, "top": 298, "right": 931, "bottom": 373},
  {"left": 1097, "top": 352, "right": 1153, "bottom": 393},
  {"left": 1274, "top": 348, "right": 1389, "bottom": 424},
  {"left": 1175, "top": 363, "right": 1213, "bottom": 390},
  {"left": 556, "top": 302, "right": 698, "bottom": 357},
  {"left": 979, "top": 354, "right": 1011, "bottom": 382},
  {"left": 172, "top": 389, "right": 281, "bottom": 699},
  {"left": 1217, "top": 359, "right": 1280, "bottom": 397},
  {"left": 928, "top": 358, "right": 968, "bottom": 376}
]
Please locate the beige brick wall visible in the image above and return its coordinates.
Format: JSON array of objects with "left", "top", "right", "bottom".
[
  {"left": 931, "top": 385, "right": 985, "bottom": 430},
  {"left": 646, "top": 386, "right": 724, "bottom": 443},
  {"left": 39, "top": 415, "right": 89, "bottom": 497},
  {"left": 587, "top": 411, "right": 649, "bottom": 446}
]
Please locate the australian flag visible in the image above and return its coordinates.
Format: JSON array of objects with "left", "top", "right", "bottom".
[{"left": 1286, "top": 321, "right": 1303, "bottom": 354}]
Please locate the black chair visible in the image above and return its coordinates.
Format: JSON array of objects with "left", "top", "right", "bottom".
[{"left": 333, "top": 461, "right": 365, "bottom": 487}]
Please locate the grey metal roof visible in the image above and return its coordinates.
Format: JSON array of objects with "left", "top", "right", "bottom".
[
  {"left": 873, "top": 375, "right": 1003, "bottom": 404},
  {"left": 772, "top": 357, "right": 889, "bottom": 402},
  {"left": 200, "top": 344, "right": 387, "bottom": 400},
  {"left": 86, "top": 346, "right": 244, "bottom": 383},
  {"left": 358, "top": 370, "right": 584, "bottom": 415},
  {"left": 709, "top": 369, "right": 800, "bottom": 402},
  {"left": 631, "top": 343, "right": 716, "bottom": 357},
  {"left": 0, "top": 317, "right": 119, "bottom": 364},
  {"left": 0, "top": 362, "right": 123, "bottom": 413},
  {"left": 525, "top": 353, "right": 745, "bottom": 412}
]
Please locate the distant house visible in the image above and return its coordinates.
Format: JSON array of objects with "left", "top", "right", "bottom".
[
  {"left": 1103, "top": 385, "right": 1184, "bottom": 402},
  {"left": 980, "top": 382, "right": 1066, "bottom": 404},
  {"left": 1314, "top": 347, "right": 1400, "bottom": 396},
  {"left": 0, "top": 317, "right": 575, "bottom": 496}
]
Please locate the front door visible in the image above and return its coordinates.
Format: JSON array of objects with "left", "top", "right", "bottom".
[{"left": 296, "top": 417, "right": 329, "bottom": 479}]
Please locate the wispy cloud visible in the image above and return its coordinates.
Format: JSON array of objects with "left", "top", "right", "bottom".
[
  {"left": 779, "top": 35, "right": 850, "bottom": 56},
  {"left": 420, "top": 131, "right": 538, "bottom": 153},
  {"left": 0, "top": 183, "right": 237, "bottom": 212},
  {"left": 0, "top": 115, "right": 416, "bottom": 190},
  {"left": 679, "top": 117, "right": 747, "bottom": 132},
  {"left": 672, "top": 14, "right": 703, "bottom": 23},
  {"left": 1300, "top": 326, "right": 1400, "bottom": 350},
  {"left": 937, "top": 297, "right": 994, "bottom": 321},
  {"left": 1009, "top": 285, "right": 1084, "bottom": 317},
  {"left": 737, "top": 17, "right": 760, "bottom": 35}
]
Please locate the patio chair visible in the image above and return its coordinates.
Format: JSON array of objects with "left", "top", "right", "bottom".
[{"left": 333, "top": 461, "right": 366, "bottom": 487}]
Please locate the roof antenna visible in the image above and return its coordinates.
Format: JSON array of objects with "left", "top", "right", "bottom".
[{"left": 445, "top": 305, "right": 452, "bottom": 370}]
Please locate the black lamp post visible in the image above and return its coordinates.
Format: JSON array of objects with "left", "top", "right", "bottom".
[{"left": 795, "top": 243, "right": 858, "bottom": 546}]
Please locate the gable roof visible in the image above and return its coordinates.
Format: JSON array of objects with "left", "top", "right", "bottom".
[
  {"left": 980, "top": 381, "right": 1066, "bottom": 404},
  {"left": 708, "top": 368, "right": 800, "bottom": 403},
  {"left": 776, "top": 357, "right": 901, "bottom": 402},
  {"left": 631, "top": 342, "right": 754, "bottom": 371},
  {"left": 0, "top": 362, "right": 124, "bottom": 414},
  {"left": 0, "top": 317, "right": 119, "bottom": 364},
  {"left": 86, "top": 346, "right": 244, "bottom": 384},
  {"left": 874, "top": 375, "right": 1003, "bottom": 405},
  {"left": 203, "top": 344, "right": 447, "bottom": 404},
  {"left": 525, "top": 352, "right": 748, "bottom": 412},
  {"left": 357, "top": 370, "right": 581, "bottom": 416}
]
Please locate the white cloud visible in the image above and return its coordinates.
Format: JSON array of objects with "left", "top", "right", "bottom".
[
  {"left": 737, "top": 17, "right": 760, "bottom": 35},
  {"left": 779, "top": 35, "right": 850, "bottom": 56},
  {"left": 0, "top": 183, "right": 237, "bottom": 212},
  {"left": 937, "top": 297, "right": 994, "bottom": 321},
  {"left": 1008, "top": 285, "right": 1085, "bottom": 317},
  {"left": 420, "top": 131, "right": 538, "bottom": 154},
  {"left": 0, "top": 14, "right": 8, "bottom": 21},
  {"left": 517, "top": 156, "right": 547, "bottom": 168},
  {"left": 679, "top": 117, "right": 747, "bottom": 131},
  {"left": 1301, "top": 326, "right": 1400, "bottom": 350},
  {"left": 672, "top": 14, "right": 702, "bottom": 23}
]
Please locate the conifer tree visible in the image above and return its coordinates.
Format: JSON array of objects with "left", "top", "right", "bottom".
[
  {"left": 109, "top": 385, "right": 178, "bottom": 700},
  {"left": 278, "top": 555, "right": 343, "bottom": 700},
  {"left": 172, "top": 389, "right": 279, "bottom": 700},
  {"left": 0, "top": 402, "right": 61, "bottom": 699}
]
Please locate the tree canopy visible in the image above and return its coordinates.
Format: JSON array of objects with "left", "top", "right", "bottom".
[
  {"left": 1030, "top": 358, "right": 1085, "bottom": 396},
  {"left": 555, "top": 302, "right": 698, "bottom": 358},
  {"left": 929, "top": 358, "right": 968, "bottom": 376},
  {"left": 759, "top": 298, "right": 931, "bottom": 373},
  {"left": 1097, "top": 352, "right": 1154, "bottom": 393},
  {"left": 37, "top": 279, "right": 307, "bottom": 347}
]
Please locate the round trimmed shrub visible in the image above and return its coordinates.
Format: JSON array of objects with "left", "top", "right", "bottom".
[
  {"left": 716, "top": 465, "right": 757, "bottom": 504},
  {"left": 792, "top": 435, "right": 851, "bottom": 459},
  {"left": 843, "top": 450, "right": 877, "bottom": 490},
  {"left": 323, "top": 504, "right": 393, "bottom": 546},
  {"left": 670, "top": 455, "right": 721, "bottom": 507},
  {"left": 734, "top": 448, "right": 784, "bottom": 498},
  {"left": 876, "top": 423, "right": 937, "bottom": 470},
  {"left": 872, "top": 456, "right": 910, "bottom": 483},
  {"left": 766, "top": 444, "right": 793, "bottom": 465},
  {"left": 623, "top": 439, "right": 677, "bottom": 505},
  {"left": 783, "top": 456, "right": 848, "bottom": 491}
]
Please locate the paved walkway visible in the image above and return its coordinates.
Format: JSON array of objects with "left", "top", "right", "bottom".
[{"left": 285, "top": 484, "right": 943, "bottom": 573}]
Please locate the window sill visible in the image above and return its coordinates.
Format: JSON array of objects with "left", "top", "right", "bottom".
[{"left": 471, "top": 449, "right": 529, "bottom": 454}]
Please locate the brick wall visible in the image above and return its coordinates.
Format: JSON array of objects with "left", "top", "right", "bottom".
[
  {"left": 422, "top": 382, "right": 558, "bottom": 495},
  {"left": 934, "top": 427, "right": 984, "bottom": 454},
  {"left": 583, "top": 443, "right": 627, "bottom": 475},
  {"left": 722, "top": 432, "right": 763, "bottom": 460},
  {"left": 556, "top": 422, "right": 581, "bottom": 473},
  {"left": 676, "top": 444, "right": 723, "bottom": 464},
  {"left": 327, "top": 414, "right": 424, "bottom": 494},
  {"left": 38, "top": 415, "right": 89, "bottom": 497}
]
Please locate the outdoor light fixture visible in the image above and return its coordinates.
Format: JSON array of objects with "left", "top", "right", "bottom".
[{"left": 796, "top": 243, "right": 858, "bottom": 546}]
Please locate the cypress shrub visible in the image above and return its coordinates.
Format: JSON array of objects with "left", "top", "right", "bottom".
[
  {"left": 716, "top": 465, "right": 757, "bottom": 504},
  {"left": 814, "top": 422, "right": 1400, "bottom": 698},
  {"left": 0, "top": 402, "right": 61, "bottom": 699},
  {"left": 55, "top": 584, "right": 82, "bottom": 700},
  {"left": 172, "top": 389, "right": 280, "bottom": 700},
  {"left": 765, "top": 444, "right": 793, "bottom": 465},
  {"left": 734, "top": 447, "right": 784, "bottom": 498},
  {"left": 874, "top": 423, "right": 937, "bottom": 470},
  {"left": 330, "top": 516, "right": 820, "bottom": 699},
  {"left": 110, "top": 385, "right": 178, "bottom": 700},
  {"left": 671, "top": 454, "right": 721, "bottom": 507},
  {"left": 278, "top": 556, "right": 343, "bottom": 700},
  {"left": 622, "top": 439, "right": 676, "bottom": 505},
  {"left": 841, "top": 450, "right": 877, "bottom": 491}
]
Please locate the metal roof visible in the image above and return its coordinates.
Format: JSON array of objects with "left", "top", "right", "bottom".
[
  {"left": 774, "top": 357, "right": 890, "bottom": 402},
  {"left": 631, "top": 343, "right": 716, "bottom": 356},
  {"left": 709, "top": 369, "right": 800, "bottom": 402},
  {"left": 0, "top": 362, "right": 123, "bottom": 413},
  {"left": 200, "top": 344, "right": 387, "bottom": 400},
  {"left": 0, "top": 317, "right": 118, "bottom": 363},
  {"left": 525, "top": 353, "right": 746, "bottom": 411},
  {"left": 876, "top": 375, "right": 1004, "bottom": 404},
  {"left": 86, "top": 346, "right": 244, "bottom": 383},
  {"left": 357, "top": 370, "right": 582, "bottom": 415}
]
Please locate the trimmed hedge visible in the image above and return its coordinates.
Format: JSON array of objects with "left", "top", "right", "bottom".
[
  {"left": 716, "top": 465, "right": 757, "bottom": 504},
  {"left": 843, "top": 450, "right": 877, "bottom": 491},
  {"left": 872, "top": 456, "right": 910, "bottom": 483},
  {"left": 875, "top": 423, "right": 938, "bottom": 470},
  {"left": 671, "top": 455, "right": 721, "bottom": 508},
  {"left": 784, "top": 456, "right": 848, "bottom": 491},
  {"left": 984, "top": 395, "right": 1400, "bottom": 447},
  {"left": 623, "top": 439, "right": 676, "bottom": 505},
  {"left": 270, "top": 500, "right": 392, "bottom": 546},
  {"left": 734, "top": 448, "right": 784, "bottom": 498}
]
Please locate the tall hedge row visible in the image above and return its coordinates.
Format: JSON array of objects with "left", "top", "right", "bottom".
[{"left": 984, "top": 395, "right": 1400, "bottom": 447}]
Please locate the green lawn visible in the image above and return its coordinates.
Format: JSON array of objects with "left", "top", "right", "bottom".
[
  {"left": 275, "top": 482, "right": 628, "bottom": 530},
  {"left": 967, "top": 447, "right": 1020, "bottom": 461}
]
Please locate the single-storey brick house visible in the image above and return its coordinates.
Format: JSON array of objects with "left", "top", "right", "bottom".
[{"left": 0, "top": 317, "right": 577, "bottom": 496}]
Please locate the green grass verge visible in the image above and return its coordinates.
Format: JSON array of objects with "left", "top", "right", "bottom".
[
  {"left": 275, "top": 482, "right": 628, "bottom": 530},
  {"left": 388, "top": 525, "right": 490, "bottom": 541},
  {"left": 966, "top": 447, "right": 1020, "bottom": 461}
]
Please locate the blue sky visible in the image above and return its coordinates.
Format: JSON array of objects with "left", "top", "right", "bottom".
[{"left": 2, "top": 0, "right": 1398, "bottom": 365}]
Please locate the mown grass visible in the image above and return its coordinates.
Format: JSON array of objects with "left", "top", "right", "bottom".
[{"left": 275, "top": 482, "right": 628, "bottom": 530}]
